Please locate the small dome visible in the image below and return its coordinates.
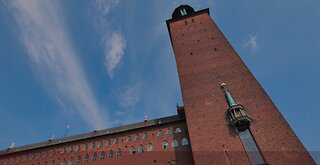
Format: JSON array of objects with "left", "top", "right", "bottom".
[{"left": 172, "top": 5, "right": 195, "bottom": 19}]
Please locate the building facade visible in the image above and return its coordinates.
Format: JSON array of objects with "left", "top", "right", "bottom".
[{"left": 0, "top": 5, "right": 316, "bottom": 165}]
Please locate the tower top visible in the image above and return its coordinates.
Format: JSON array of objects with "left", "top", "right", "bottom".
[{"left": 172, "top": 5, "right": 195, "bottom": 19}]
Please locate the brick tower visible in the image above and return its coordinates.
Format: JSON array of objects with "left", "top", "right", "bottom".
[{"left": 166, "top": 5, "right": 315, "bottom": 165}]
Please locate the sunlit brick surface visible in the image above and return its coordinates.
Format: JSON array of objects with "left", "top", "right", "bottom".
[{"left": 166, "top": 8, "right": 315, "bottom": 165}]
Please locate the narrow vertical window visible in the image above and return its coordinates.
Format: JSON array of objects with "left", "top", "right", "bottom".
[
  {"left": 100, "top": 151, "right": 105, "bottom": 160},
  {"left": 180, "top": 8, "right": 187, "bottom": 16},
  {"left": 91, "top": 153, "right": 97, "bottom": 161},
  {"left": 175, "top": 128, "right": 182, "bottom": 133},
  {"left": 116, "top": 148, "right": 122, "bottom": 157},
  {"left": 147, "top": 143, "right": 153, "bottom": 151},
  {"left": 143, "top": 133, "right": 149, "bottom": 139},
  {"left": 75, "top": 156, "right": 81, "bottom": 164},
  {"left": 61, "top": 148, "right": 66, "bottom": 154},
  {"left": 50, "top": 160, "right": 55, "bottom": 165},
  {"left": 166, "top": 129, "right": 173, "bottom": 135},
  {"left": 69, "top": 146, "right": 73, "bottom": 153},
  {"left": 114, "top": 138, "right": 119, "bottom": 144},
  {"left": 105, "top": 139, "right": 111, "bottom": 147},
  {"left": 239, "top": 129, "right": 265, "bottom": 165},
  {"left": 82, "top": 144, "right": 88, "bottom": 151},
  {"left": 90, "top": 142, "right": 95, "bottom": 149},
  {"left": 130, "top": 146, "right": 136, "bottom": 155},
  {"left": 126, "top": 136, "right": 132, "bottom": 143},
  {"left": 108, "top": 150, "right": 113, "bottom": 158},
  {"left": 181, "top": 137, "right": 189, "bottom": 146},
  {"left": 97, "top": 141, "right": 103, "bottom": 148},
  {"left": 84, "top": 154, "right": 89, "bottom": 162},
  {"left": 75, "top": 145, "right": 80, "bottom": 153},
  {"left": 67, "top": 157, "right": 73, "bottom": 165},
  {"left": 163, "top": 140, "right": 169, "bottom": 149},
  {"left": 138, "top": 145, "right": 144, "bottom": 154},
  {"left": 60, "top": 158, "right": 66, "bottom": 165},
  {"left": 172, "top": 139, "right": 179, "bottom": 148},
  {"left": 135, "top": 134, "right": 141, "bottom": 141},
  {"left": 157, "top": 130, "right": 163, "bottom": 136}
]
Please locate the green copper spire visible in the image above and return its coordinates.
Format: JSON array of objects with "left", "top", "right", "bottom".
[{"left": 220, "top": 83, "right": 237, "bottom": 106}]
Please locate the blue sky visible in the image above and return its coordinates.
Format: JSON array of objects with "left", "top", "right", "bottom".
[{"left": 0, "top": 0, "right": 319, "bottom": 162}]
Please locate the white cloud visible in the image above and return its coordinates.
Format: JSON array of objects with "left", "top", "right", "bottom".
[
  {"left": 94, "top": 0, "right": 126, "bottom": 78},
  {"left": 245, "top": 35, "right": 258, "bottom": 51},
  {"left": 96, "top": 0, "right": 120, "bottom": 16},
  {"left": 104, "top": 32, "right": 126, "bottom": 78},
  {"left": 4, "top": 0, "right": 107, "bottom": 128},
  {"left": 118, "top": 84, "right": 142, "bottom": 108}
]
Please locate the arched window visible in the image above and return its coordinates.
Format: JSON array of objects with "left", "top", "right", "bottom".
[
  {"left": 82, "top": 144, "right": 88, "bottom": 151},
  {"left": 105, "top": 139, "right": 111, "bottom": 147},
  {"left": 163, "top": 140, "right": 169, "bottom": 149},
  {"left": 28, "top": 154, "right": 34, "bottom": 160},
  {"left": 175, "top": 128, "right": 182, "bottom": 133},
  {"left": 147, "top": 143, "right": 153, "bottom": 151},
  {"left": 166, "top": 129, "right": 173, "bottom": 135},
  {"left": 50, "top": 150, "right": 56, "bottom": 156},
  {"left": 138, "top": 145, "right": 144, "bottom": 154},
  {"left": 90, "top": 142, "right": 95, "bottom": 149},
  {"left": 84, "top": 154, "right": 89, "bottom": 162},
  {"left": 130, "top": 146, "right": 136, "bottom": 155},
  {"left": 134, "top": 134, "right": 141, "bottom": 141},
  {"left": 100, "top": 151, "right": 105, "bottom": 160},
  {"left": 92, "top": 153, "right": 97, "bottom": 161},
  {"left": 61, "top": 148, "right": 66, "bottom": 154},
  {"left": 114, "top": 138, "right": 119, "bottom": 145},
  {"left": 143, "top": 133, "right": 149, "bottom": 139},
  {"left": 157, "top": 130, "right": 163, "bottom": 136},
  {"left": 116, "top": 148, "right": 122, "bottom": 157},
  {"left": 126, "top": 136, "right": 132, "bottom": 143},
  {"left": 172, "top": 139, "right": 179, "bottom": 148},
  {"left": 75, "top": 145, "right": 80, "bottom": 153},
  {"left": 50, "top": 160, "right": 55, "bottom": 165},
  {"left": 69, "top": 146, "right": 73, "bottom": 153},
  {"left": 181, "top": 137, "right": 189, "bottom": 146},
  {"left": 108, "top": 150, "right": 113, "bottom": 158},
  {"left": 75, "top": 156, "right": 81, "bottom": 164},
  {"left": 97, "top": 141, "right": 103, "bottom": 148},
  {"left": 44, "top": 161, "right": 48, "bottom": 165},
  {"left": 67, "top": 157, "right": 73, "bottom": 165},
  {"left": 42, "top": 152, "right": 48, "bottom": 158},
  {"left": 60, "top": 158, "right": 66, "bottom": 165}
]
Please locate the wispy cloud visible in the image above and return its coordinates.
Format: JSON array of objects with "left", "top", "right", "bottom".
[
  {"left": 104, "top": 32, "right": 126, "bottom": 77},
  {"left": 3, "top": 0, "right": 107, "bottom": 128},
  {"left": 117, "top": 83, "right": 142, "bottom": 108},
  {"left": 96, "top": 0, "right": 120, "bottom": 15},
  {"left": 94, "top": 0, "right": 126, "bottom": 78},
  {"left": 244, "top": 35, "right": 258, "bottom": 52}
]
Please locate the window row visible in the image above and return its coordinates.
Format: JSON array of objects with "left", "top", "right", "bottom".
[
  {"left": 2, "top": 128, "right": 185, "bottom": 164},
  {"left": 28, "top": 138, "right": 189, "bottom": 165}
]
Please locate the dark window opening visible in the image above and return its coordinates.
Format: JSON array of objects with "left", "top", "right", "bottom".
[{"left": 239, "top": 129, "right": 266, "bottom": 164}]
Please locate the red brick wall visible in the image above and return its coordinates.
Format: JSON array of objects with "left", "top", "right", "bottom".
[
  {"left": 167, "top": 11, "right": 315, "bottom": 165},
  {"left": 0, "top": 121, "right": 193, "bottom": 165}
]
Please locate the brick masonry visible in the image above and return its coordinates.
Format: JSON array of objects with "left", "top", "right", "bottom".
[
  {"left": 166, "top": 6, "right": 315, "bottom": 165},
  {"left": 0, "top": 5, "right": 316, "bottom": 165}
]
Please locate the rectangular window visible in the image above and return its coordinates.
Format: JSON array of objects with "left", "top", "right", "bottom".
[
  {"left": 239, "top": 129, "right": 266, "bottom": 164},
  {"left": 180, "top": 8, "right": 187, "bottom": 16}
]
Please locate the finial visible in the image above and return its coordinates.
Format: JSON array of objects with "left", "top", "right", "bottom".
[
  {"left": 8, "top": 142, "right": 15, "bottom": 149},
  {"left": 49, "top": 134, "right": 55, "bottom": 141},
  {"left": 220, "top": 82, "right": 237, "bottom": 106},
  {"left": 220, "top": 82, "right": 227, "bottom": 90}
]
